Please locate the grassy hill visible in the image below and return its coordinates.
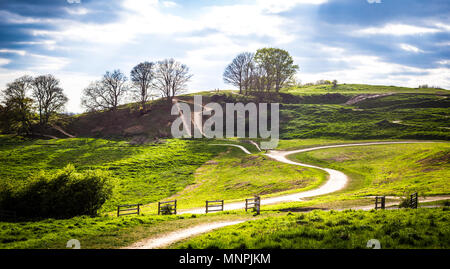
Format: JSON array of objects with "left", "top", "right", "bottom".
[{"left": 60, "top": 84, "right": 449, "bottom": 141}]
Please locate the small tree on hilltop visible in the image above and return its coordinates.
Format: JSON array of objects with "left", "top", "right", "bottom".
[
  {"left": 254, "top": 48, "right": 299, "bottom": 93},
  {"left": 130, "top": 61, "right": 155, "bottom": 113},
  {"left": 154, "top": 59, "right": 192, "bottom": 103},
  {"left": 81, "top": 70, "right": 129, "bottom": 112}
]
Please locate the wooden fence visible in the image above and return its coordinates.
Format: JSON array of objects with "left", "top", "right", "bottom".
[
  {"left": 375, "top": 196, "right": 385, "bottom": 210},
  {"left": 206, "top": 200, "right": 224, "bottom": 213},
  {"left": 409, "top": 192, "right": 418, "bottom": 209},
  {"left": 158, "top": 200, "right": 177, "bottom": 215},
  {"left": 245, "top": 196, "right": 261, "bottom": 215},
  {"left": 117, "top": 204, "right": 141, "bottom": 217}
]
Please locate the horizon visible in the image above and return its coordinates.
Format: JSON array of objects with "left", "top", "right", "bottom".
[{"left": 0, "top": 0, "right": 449, "bottom": 113}]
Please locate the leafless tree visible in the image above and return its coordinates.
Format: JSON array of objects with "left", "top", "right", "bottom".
[
  {"left": 154, "top": 59, "right": 192, "bottom": 103},
  {"left": 223, "top": 52, "right": 254, "bottom": 94},
  {"left": 32, "top": 74, "right": 68, "bottom": 126},
  {"left": 130, "top": 61, "right": 155, "bottom": 112},
  {"left": 81, "top": 70, "right": 129, "bottom": 112}
]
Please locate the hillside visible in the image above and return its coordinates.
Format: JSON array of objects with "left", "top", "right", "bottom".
[{"left": 61, "top": 84, "right": 449, "bottom": 141}]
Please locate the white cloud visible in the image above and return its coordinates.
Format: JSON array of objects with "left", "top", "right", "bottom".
[
  {"left": 437, "top": 59, "right": 450, "bottom": 65},
  {"left": 65, "top": 7, "right": 90, "bottom": 15},
  {"left": 0, "top": 49, "right": 27, "bottom": 56},
  {"left": 0, "top": 58, "right": 11, "bottom": 66},
  {"left": 399, "top": 43, "right": 424, "bottom": 53},
  {"left": 161, "top": 1, "right": 178, "bottom": 8},
  {"left": 256, "top": 0, "right": 327, "bottom": 13},
  {"left": 297, "top": 46, "right": 450, "bottom": 90},
  {"left": 356, "top": 24, "right": 441, "bottom": 36}
]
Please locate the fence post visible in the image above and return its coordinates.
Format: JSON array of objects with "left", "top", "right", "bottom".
[
  {"left": 381, "top": 196, "right": 385, "bottom": 210},
  {"left": 117, "top": 206, "right": 120, "bottom": 217},
  {"left": 137, "top": 204, "right": 140, "bottom": 215},
  {"left": 255, "top": 196, "right": 260, "bottom": 215},
  {"left": 174, "top": 200, "right": 177, "bottom": 215},
  {"left": 206, "top": 201, "right": 208, "bottom": 214},
  {"left": 245, "top": 199, "right": 248, "bottom": 212}
]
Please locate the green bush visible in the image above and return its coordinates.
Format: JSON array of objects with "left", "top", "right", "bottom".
[{"left": 0, "top": 164, "right": 113, "bottom": 220}]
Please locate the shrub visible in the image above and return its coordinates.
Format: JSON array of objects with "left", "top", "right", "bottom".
[
  {"left": 160, "top": 204, "right": 174, "bottom": 215},
  {"left": 0, "top": 164, "right": 113, "bottom": 220}
]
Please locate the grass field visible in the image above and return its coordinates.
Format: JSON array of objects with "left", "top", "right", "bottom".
[
  {"left": 282, "top": 84, "right": 448, "bottom": 95},
  {"left": 279, "top": 94, "right": 449, "bottom": 140},
  {"left": 0, "top": 135, "right": 228, "bottom": 212},
  {"left": 174, "top": 208, "right": 450, "bottom": 249},
  {"left": 291, "top": 143, "right": 450, "bottom": 197},
  {"left": 167, "top": 147, "right": 327, "bottom": 209}
]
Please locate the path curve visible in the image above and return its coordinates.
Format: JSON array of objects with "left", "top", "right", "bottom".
[
  {"left": 124, "top": 220, "right": 247, "bottom": 249},
  {"left": 127, "top": 141, "right": 445, "bottom": 249},
  {"left": 180, "top": 141, "right": 437, "bottom": 214}
]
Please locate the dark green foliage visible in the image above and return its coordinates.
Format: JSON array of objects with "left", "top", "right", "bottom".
[{"left": 0, "top": 164, "right": 113, "bottom": 219}]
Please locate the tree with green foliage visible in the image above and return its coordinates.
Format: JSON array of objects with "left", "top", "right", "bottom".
[
  {"left": 0, "top": 76, "right": 34, "bottom": 134},
  {"left": 254, "top": 48, "right": 298, "bottom": 92},
  {"left": 32, "top": 74, "right": 68, "bottom": 126}
]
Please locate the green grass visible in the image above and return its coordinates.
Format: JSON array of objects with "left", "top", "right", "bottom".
[
  {"left": 282, "top": 84, "right": 448, "bottom": 95},
  {"left": 0, "top": 135, "right": 229, "bottom": 212},
  {"left": 168, "top": 147, "right": 327, "bottom": 209},
  {"left": 291, "top": 143, "right": 450, "bottom": 197},
  {"left": 174, "top": 208, "right": 450, "bottom": 249},
  {"left": 0, "top": 210, "right": 253, "bottom": 249}
]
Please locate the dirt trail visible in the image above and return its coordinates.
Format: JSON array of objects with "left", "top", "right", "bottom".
[
  {"left": 180, "top": 141, "right": 438, "bottom": 214},
  {"left": 124, "top": 220, "right": 247, "bottom": 249},
  {"left": 126, "top": 141, "right": 447, "bottom": 249}
]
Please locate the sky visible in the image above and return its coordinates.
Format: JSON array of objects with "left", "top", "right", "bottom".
[{"left": 0, "top": 0, "right": 449, "bottom": 113}]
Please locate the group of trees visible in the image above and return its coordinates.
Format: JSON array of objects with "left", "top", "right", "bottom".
[
  {"left": 0, "top": 74, "right": 68, "bottom": 135},
  {"left": 223, "top": 48, "right": 299, "bottom": 95},
  {"left": 81, "top": 58, "right": 192, "bottom": 113}
]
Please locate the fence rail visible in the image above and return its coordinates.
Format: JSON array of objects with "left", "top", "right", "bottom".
[
  {"left": 117, "top": 204, "right": 141, "bottom": 217},
  {"left": 206, "top": 200, "right": 224, "bottom": 213},
  {"left": 375, "top": 196, "right": 385, "bottom": 210},
  {"left": 245, "top": 196, "right": 261, "bottom": 215},
  {"left": 158, "top": 200, "right": 177, "bottom": 215}
]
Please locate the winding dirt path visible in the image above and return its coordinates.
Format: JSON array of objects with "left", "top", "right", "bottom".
[
  {"left": 180, "top": 141, "right": 437, "bottom": 214},
  {"left": 124, "top": 220, "right": 247, "bottom": 249},
  {"left": 126, "top": 140, "right": 447, "bottom": 248}
]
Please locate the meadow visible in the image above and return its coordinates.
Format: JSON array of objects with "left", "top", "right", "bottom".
[{"left": 174, "top": 208, "right": 450, "bottom": 249}]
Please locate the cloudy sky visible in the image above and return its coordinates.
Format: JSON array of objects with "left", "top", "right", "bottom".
[{"left": 0, "top": 0, "right": 449, "bottom": 112}]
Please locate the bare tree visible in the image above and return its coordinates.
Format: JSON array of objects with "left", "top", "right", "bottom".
[
  {"left": 223, "top": 52, "right": 254, "bottom": 94},
  {"left": 1, "top": 75, "right": 34, "bottom": 134},
  {"left": 154, "top": 59, "right": 192, "bottom": 103},
  {"left": 32, "top": 74, "right": 68, "bottom": 126},
  {"left": 81, "top": 70, "right": 129, "bottom": 112},
  {"left": 130, "top": 61, "right": 155, "bottom": 112}
]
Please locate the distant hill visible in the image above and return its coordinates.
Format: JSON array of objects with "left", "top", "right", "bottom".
[{"left": 61, "top": 84, "right": 449, "bottom": 141}]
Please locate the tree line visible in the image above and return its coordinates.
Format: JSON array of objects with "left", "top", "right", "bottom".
[
  {"left": 0, "top": 74, "right": 68, "bottom": 135},
  {"left": 0, "top": 58, "right": 192, "bottom": 135},
  {"left": 223, "top": 47, "right": 299, "bottom": 95},
  {"left": 81, "top": 58, "right": 192, "bottom": 113}
]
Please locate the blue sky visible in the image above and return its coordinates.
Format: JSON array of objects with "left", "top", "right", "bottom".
[{"left": 0, "top": 0, "right": 449, "bottom": 112}]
